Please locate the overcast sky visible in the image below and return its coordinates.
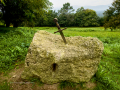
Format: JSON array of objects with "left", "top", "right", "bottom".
[{"left": 49, "top": 0, "right": 114, "bottom": 11}]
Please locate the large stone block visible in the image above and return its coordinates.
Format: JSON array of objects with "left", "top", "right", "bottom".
[{"left": 21, "top": 30, "right": 104, "bottom": 84}]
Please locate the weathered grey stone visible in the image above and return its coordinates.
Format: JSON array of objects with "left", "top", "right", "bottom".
[{"left": 21, "top": 30, "right": 104, "bottom": 84}]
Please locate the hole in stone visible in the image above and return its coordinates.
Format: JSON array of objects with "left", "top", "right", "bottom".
[
  {"left": 52, "top": 63, "right": 58, "bottom": 72},
  {"left": 26, "top": 62, "right": 29, "bottom": 66}
]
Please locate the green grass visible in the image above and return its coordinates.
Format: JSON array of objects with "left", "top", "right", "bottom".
[
  {"left": 0, "top": 27, "right": 37, "bottom": 74},
  {"left": 0, "top": 80, "right": 11, "bottom": 90},
  {"left": 29, "top": 76, "right": 44, "bottom": 87},
  {"left": 58, "top": 80, "right": 85, "bottom": 90},
  {"left": 0, "top": 27, "right": 120, "bottom": 90},
  {"left": 59, "top": 80, "right": 77, "bottom": 89}
]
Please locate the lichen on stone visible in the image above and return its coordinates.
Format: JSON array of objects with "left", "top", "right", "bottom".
[{"left": 21, "top": 30, "right": 104, "bottom": 84}]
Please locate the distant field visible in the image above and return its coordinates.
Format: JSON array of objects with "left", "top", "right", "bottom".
[
  {"left": 0, "top": 27, "right": 120, "bottom": 90},
  {"left": 31, "top": 27, "right": 120, "bottom": 38}
]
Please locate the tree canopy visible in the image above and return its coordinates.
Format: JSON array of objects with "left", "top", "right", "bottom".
[
  {"left": 58, "top": 2, "right": 74, "bottom": 14},
  {"left": 36, "top": 10, "right": 58, "bottom": 27},
  {"left": 103, "top": 0, "right": 120, "bottom": 31},
  {"left": 0, "top": 0, "right": 52, "bottom": 27},
  {"left": 75, "top": 7, "right": 100, "bottom": 27},
  {"left": 0, "top": 1, "right": 107, "bottom": 28},
  {"left": 57, "top": 2, "right": 75, "bottom": 27}
]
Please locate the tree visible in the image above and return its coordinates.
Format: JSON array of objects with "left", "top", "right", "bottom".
[
  {"left": 46, "top": 10, "right": 58, "bottom": 26},
  {"left": 74, "top": 7, "right": 85, "bottom": 27},
  {"left": 98, "top": 17, "right": 104, "bottom": 26},
  {"left": 75, "top": 7, "right": 100, "bottom": 27},
  {"left": 0, "top": 0, "right": 52, "bottom": 27},
  {"left": 58, "top": 2, "right": 74, "bottom": 14},
  {"left": 36, "top": 10, "right": 58, "bottom": 27},
  {"left": 103, "top": 0, "right": 120, "bottom": 31},
  {"left": 76, "top": 7, "right": 84, "bottom": 13},
  {"left": 58, "top": 2, "right": 75, "bottom": 27},
  {"left": 58, "top": 13, "right": 75, "bottom": 27},
  {"left": 104, "top": 14, "right": 120, "bottom": 31},
  {"left": 0, "top": 12, "right": 4, "bottom": 25}
]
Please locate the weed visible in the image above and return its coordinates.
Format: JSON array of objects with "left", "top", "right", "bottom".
[
  {"left": 0, "top": 80, "right": 11, "bottom": 90},
  {"left": 59, "top": 80, "right": 77, "bottom": 89},
  {"left": 0, "top": 27, "right": 37, "bottom": 74},
  {"left": 79, "top": 82, "right": 85, "bottom": 89},
  {"left": 29, "top": 76, "right": 43, "bottom": 87}
]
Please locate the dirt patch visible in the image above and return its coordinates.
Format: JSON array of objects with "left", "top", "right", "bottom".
[
  {"left": 0, "top": 63, "right": 96, "bottom": 90},
  {"left": 85, "top": 81, "right": 97, "bottom": 89}
]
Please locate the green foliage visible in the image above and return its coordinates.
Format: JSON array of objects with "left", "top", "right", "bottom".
[
  {"left": 29, "top": 76, "right": 43, "bottom": 86},
  {"left": 98, "top": 17, "right": 104, "bottom": 26},
  {"left": 103, "top": 0, "right": 120, "bottom": 31},
  {"left": 78, "top": 82, "right": 85, "bottom": 89},
  {"left": 1, "top": 0, "right": 52, "bottom": 27},
  {"left": 59, "top": 80, "right": 77, "bottom": 89},
  {"left": 92, "top": 38, "right": 120, "bottom": 90},
  {"left": 75, "top": 7, "right": 100, "bottom": 27},
  {"left": 58, "top": 13, "right": 75, "bottom": 27},
  {"left": 58, "top": 2, "right": 75, "bottom": 27},
  {"left": 1, "top": 1, "right": 105, "bottom": 27},
  {"left": 104, "top": 14, "right": 120, "bottom": 31},
  {"left": 36, "top": 10, "right": 58, "bottom": 27},
  {"left": 59, "top": 81, "right": 86, "bottom": 90},
  {"left": 0, "top": 81, "right": 11, "bottom": 90},
  {"left": 0, "top": 12, "right": 3, "bottom": 20},
  {"left": 0, "top": 12, "right": 4, "bottom": 26},
  {"left": 58, "top": 2, "right": 74, "bottom": 14},
  {"left": 33, "top": 2, "right": 104, "bottom": 27},
  {"left": 0, "top": 27, "right": 37, "bottom": 73},
  {"left": 99, "top": 37, "right": 120, "bottom": 44}
]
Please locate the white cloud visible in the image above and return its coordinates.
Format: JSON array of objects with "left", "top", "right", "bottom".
[{"left": 49, "top": 0, "right": 113, "bottom": 9}]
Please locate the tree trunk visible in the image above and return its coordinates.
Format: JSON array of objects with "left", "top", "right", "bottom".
[
  {"left": 110, "top": 28, "right": 113, "bottom": 31},
  {"left": 104, "top": 28, "right": 106, "bottom": 31},
  {"left": 6, "top": 21, "right": 10, "bottom": 27},
  {"left": 13, "top": 22, "right": 19, "bottom": 27}
]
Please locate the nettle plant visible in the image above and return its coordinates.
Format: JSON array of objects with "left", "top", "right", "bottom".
[
  {"left": 9, "top": 43, "right": 30, "bottom": 60},
  {"left": 0, "top": 43, "right": 30, "bottom": 72}
]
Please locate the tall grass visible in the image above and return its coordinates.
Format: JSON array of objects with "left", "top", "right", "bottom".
[
  {"left": 0, "top": 27, "right": 38, "bottom": 74},
  {"left": 0, "top": 80, "right": 10, "bottom": 90}
]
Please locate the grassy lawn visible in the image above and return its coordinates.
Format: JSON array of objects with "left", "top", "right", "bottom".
[{"left": 0, "top": 27, "right": 120, "bottom": 90}]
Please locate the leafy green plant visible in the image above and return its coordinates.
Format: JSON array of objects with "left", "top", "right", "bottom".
[
  {"left": 0, "top": 27, "right": 37, "bottom": 74},
  {"left": 78, "top": 82, "right": 85, "bottom": 89},
  {"left": 59, "top": 80, "right": 77, "bottom": 89},
  {"left": 0, "top": 81, "right": 11, "bottom": 90},
  {"left": 29, "top": 76, "right": 43, "bottom": 87}
]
